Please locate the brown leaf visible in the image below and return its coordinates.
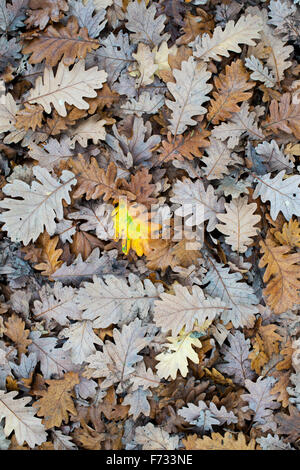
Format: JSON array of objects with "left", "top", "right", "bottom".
[
  {"left": 9, "top": 435, "right": 30, "bottom": 450},
  {"left": 177, "top": 9, "right": 214, "bottom": 45},
  {"left": 146, "top": 237, "right": 200, "bottom": 272},
  {"left": 25, "top": 0, "right": 69, "bottom": 30},
  {"left": 34, "top": 372, "right": 79, "bottom": 429},
  {"left": 23, "top": 16, "right": 99, "bottom": 67},
  {"left": 158, "top": 129, "right": 210, "bottom": 163},
  {"left": 259, "top": 236, "right": 300, "bottom": 314},
  {"left": 5, "top": 314, "right": 32, "bottom": 356},
  {"left": 68, "top": 155, "right": 135, "bottom": 202},
  {"left": 203, "top": 367, "right": 234, "bottom": 387},
  {"left": 44, "top": 107, "right": 87, "bottom": 137},
  {"left": 71, "top": 231, "right": 104, "bottom": 261},
  {"left": 207, "top": 60, "right": 255, "bottom": 125},
  {"left": 72, "top": 423, "right": 105, "bottom": 450},
  {"left": 271, "top": 371, "right": 291, "bottom": 407},
  {"left": 34, "top": 232, "right": 63, "bottom": 276},
  {"left": 249, "top": 321, "right": 282, "bottom": 374},
  {"left": 120, "top": 168, "right": 156, "bottom": 208},
  {"left": 21, "top": 245, "right": 43, "bottom": 264},
  {"left": 15, "top": 104, "right": 44, "bottom": 131},
  {"left": 86, "top": 84, "right": 119, "bottom": 114},
  {"left": 276, "top": 341, "right": 293, "bottom": 371},
  {"left": 264, "top": 93, "right": 300, "bottom": 139},
  {"left": 276, "top": 406, "right": 300, "bottom": 442}
]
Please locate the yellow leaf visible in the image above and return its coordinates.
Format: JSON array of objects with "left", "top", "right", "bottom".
[
  {"left": 155, "top": 330, "right": 202, "bottom": 380},
  {"left": 152, "top": 41, "right": 177, "bottom": 75},
  {"left": 112, "top": 200, "right": 160, "bottom": 256},
  {"left": 204, "top": 367, "right": 234, "bottom": 387}
]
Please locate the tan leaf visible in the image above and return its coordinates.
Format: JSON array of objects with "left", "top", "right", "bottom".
[
  {"left": 34, "top": 372, "right": 79, "bottom": 429},
  {"left": 216, "top": 196, "right": 260, "bottom": 253},
  {"left": 23, "top": 16, "right": 99, "bottom": 67},
  {"left": 207, "top": 60, "right": 255, "bottom": 125},
  {"left": 5, "top": 314, "right": 32, "bottom": 356},
  {"left": 68, "top": 155, "right": 134, "bottom": 202},
  {"left": 34, "top": 232, "right": 63, "bottom": 276},
  {"left": 264, "top": 93, "right": 300, "bottom": 139},
  {"left": 259, "top": 236, "right": 300, "bottom": 313},
  {"left": 27, "top": 60, "right": 107, "bottom": 117},
  {"left": 183, "top": 432, "right": 258, "bottom": 450},
  {"left": 158, "top": 129, "right": 210, "bottom": 163},
  {"left": 15, "top": 104, "right": 44, "bottom": 131},
  {"left": 274, "top": 218, "right": 300, "bottom": 248}
]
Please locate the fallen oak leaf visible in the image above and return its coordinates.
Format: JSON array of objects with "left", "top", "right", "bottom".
[
  {"left": 158, "top": 129, "right": 210, "bottom": 163},
  {"left": 68, "top": 155, "right": 135, "bottom": 202},
  {"left": 22, "top": 16, "right": 99, "bottom": 67},
  {"left": 34, "top": 232, "right": 63, "bottom": 276},
  {"left": 183, "top": 432, "right": 258, "bottom": 450},
  {"left": 207, "top": 60, "right": 255, "bottom": 125},
  {"left": 25, "top": 0, "right": 69, "bottom": 30},
  {"left": 33, "top": 372, "right": 79, "bottom": 429},
  {"left": 15, "top": 104, "right": 44, "bottom": 132},
  {"left": 259, "top": 236, "right": 300, "bottom": 314},
  {"left": 5, "top": 314, "right": 32, "bottom": 356}
]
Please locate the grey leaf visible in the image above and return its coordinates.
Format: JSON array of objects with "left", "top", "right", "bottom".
[
  {"left": 241, "top": 377, "right": 280, "bottom": 429},
  {"left": 88, "top": 31, "right": 134, "bottom": 85},
  {"left": 28, "top": 332, "right": 75, "bottom": 379},
  {"left": 10, "top": 353, "right": 37, "bottom": 379},
  {"left": 0, "top": 0, "right": 28, "bottom": 33},
  {"left": 203, "top": 259, "right": 259, "bottom": 328},
  {"left": 217, "top": 331, "right": 255, "bottom": 385},
  {"left": 106, "top": 117, "right": 160, "bottom": 167},
  {"left": 77, "top": 273, "right": 163, "bottom": 328},
  {"left": 85, "top": 318, "right": 151, "bottom": 392},
  {"left": 68, "top": 0, "right": 106, "bottom": 38},
  {"left": 125, "top": 0, "right": 170, "bottom": 46},
  {"left": 122, "top": 388, "right": 151, "bottom": 420},
  {"left": 51, "top": 248, "right": 126, "bottom": 286}
]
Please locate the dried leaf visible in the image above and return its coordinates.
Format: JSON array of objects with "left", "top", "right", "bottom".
[
  {"left": 34, "top": 372, "right": 79, "bottom": 429},
  {"left": 23, "top": 16, "right": 99, "bottom": 66}
]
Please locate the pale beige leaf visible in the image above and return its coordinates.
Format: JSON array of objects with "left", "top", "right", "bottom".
[
  {"left": 0, "top": 391, "right": 46, "bottom": 448},
  {"left": 193, "top": 14, "right": 262, "bottom": 62},
  {"left": 68, "top": 115, "right": 107, "bottom": 148},
  {"left": 216, "top": 196, "right": 261, "bottom": 253},
  {"left": 27, "top": 60, "right": 107, "bottom": 117}
]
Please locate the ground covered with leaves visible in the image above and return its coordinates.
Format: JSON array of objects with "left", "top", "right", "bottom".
[{"left": 0, "top": 0, "right": 300, "bottom": 451}]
